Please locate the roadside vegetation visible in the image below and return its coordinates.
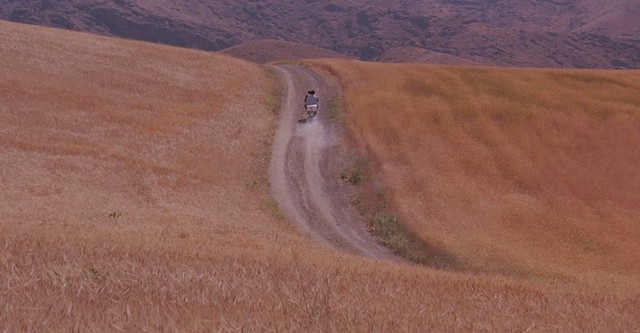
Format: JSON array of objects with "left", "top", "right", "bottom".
[
  {"left": 1, "top": 20, "right": 639, "bottom": 331},
  {"left": 340, "top": 160, "right": 461, "bottom": 269}
]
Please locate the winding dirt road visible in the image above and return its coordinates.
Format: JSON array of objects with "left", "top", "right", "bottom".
[{"left": 269, "top": 65, "right": 396, "bottom": 260}]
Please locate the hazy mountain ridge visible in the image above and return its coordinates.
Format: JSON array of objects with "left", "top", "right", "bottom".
[{"left": 1, "top": 0, "right": 639, "bottom": 68}]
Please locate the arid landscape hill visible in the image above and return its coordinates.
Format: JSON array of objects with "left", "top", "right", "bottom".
[
  {"left": 2, "top": 19, "right": 640, "bottom": 331},
  {"left": 1, "top": 0, "right": 639, "bottom": 68}
]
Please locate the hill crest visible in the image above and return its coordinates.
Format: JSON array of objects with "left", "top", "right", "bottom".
[{"left": 220, "top": 39, "right": 348, "bottom": 63}]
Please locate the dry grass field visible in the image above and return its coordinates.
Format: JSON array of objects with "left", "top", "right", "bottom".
[
  {"left": 1, "top": 20, "right": 640, "bottom": 331},
  {"left": 308, "top": 59, "right": 640, "bottom": 292}
]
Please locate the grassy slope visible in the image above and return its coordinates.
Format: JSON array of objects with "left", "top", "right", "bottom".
[
  {"left": 1, "top": 21, "right": 639, "bottom": 331},
  {"left": 309, "top": 59, "right": 640, "bottom": 291},
  {"left": 0, "top": 19, "right": 286, "bottom": 255}
]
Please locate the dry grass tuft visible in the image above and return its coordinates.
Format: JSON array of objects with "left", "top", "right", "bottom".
[{"left": 2, "top": 230, "right": 640, "bottom": 332}]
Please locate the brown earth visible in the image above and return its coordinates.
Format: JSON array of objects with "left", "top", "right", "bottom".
[
  {"left": 269, "top": 64, "right": 396, "bottom": 260},
  {"left": 221, "top": 40, "right": 349, "bottom": 64}
]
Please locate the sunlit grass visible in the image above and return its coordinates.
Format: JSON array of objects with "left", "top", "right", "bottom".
[
  {"left": 2, "top": 20, "right": 640, "bottom": 330},
  {"left": 309, "top": 59, "right": 640, "bottom": 291}
]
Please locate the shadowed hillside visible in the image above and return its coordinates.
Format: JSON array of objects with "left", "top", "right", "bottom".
[
  {"left": 1, "top": 21, "right": 639, "bottom": 331},
  {"left": 220, "top": 39, "right": 348, "bottom": 63},
  {"left": 309, "top": 59, "right": 640, "bottom": 290},
  {"left": 1, "top": 1, "right": 639, "bottom": 68}
]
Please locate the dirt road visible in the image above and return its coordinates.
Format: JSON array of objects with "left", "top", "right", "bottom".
[{"left": 269, "top": 65, "right": 396, "bottom": 260}]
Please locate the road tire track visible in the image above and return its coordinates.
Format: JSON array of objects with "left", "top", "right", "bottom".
[{"left": 269, "top": 64, "right": 397, "bottom": 260}]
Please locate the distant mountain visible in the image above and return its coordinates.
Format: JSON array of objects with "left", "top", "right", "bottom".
[{"left": 1, "top": 0, "right": 639, "bottom": 68}]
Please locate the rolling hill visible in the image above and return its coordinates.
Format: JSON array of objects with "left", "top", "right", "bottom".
[
  {"left": 1, "top": 20, "right": 639, "bottom": 331},
  {"left": 1, "top": 0, "right": 639, "bottom": 68},
  {"left": 308, "top": 59, "right": 640, "bottom": 290}
]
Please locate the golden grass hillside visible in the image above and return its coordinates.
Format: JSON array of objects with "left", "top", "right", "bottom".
[
  {"left": 1, "top": 20, "right": 639, "bottom": 331},
  {"left": 308, "top": 59, "right": 640, "bottom": 291}
]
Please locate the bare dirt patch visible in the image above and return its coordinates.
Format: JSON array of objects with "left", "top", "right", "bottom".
[{"left": 269, "top": 64, "right": 397, "bottom": 260}]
